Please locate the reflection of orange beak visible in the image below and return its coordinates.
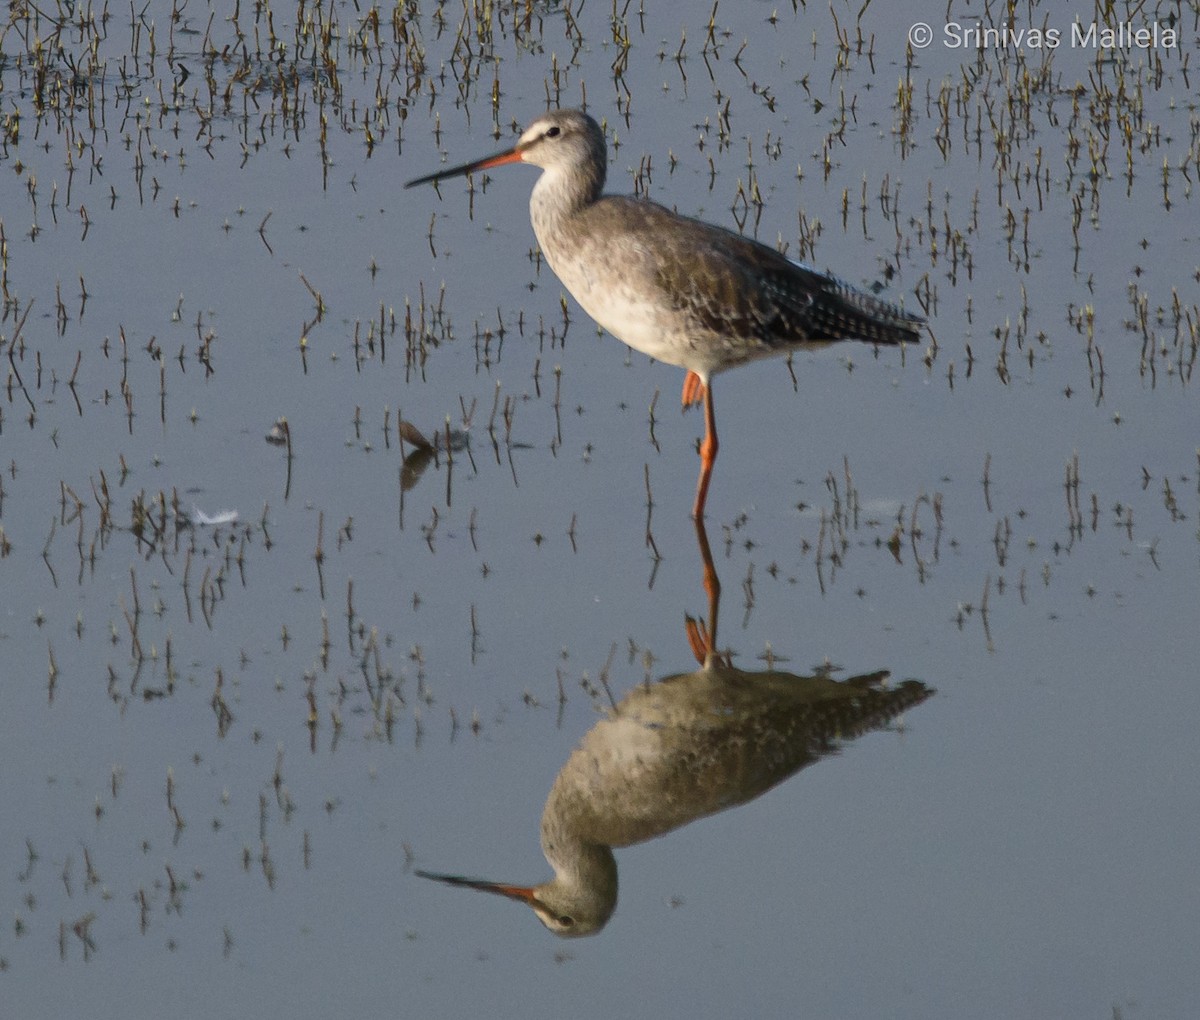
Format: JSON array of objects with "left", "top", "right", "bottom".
[
  {"left": 405, "top": 146, "right": 525, "bottom": 189},
  {"left": 415, "top": 869, "right": 538, "bottom": 906}
]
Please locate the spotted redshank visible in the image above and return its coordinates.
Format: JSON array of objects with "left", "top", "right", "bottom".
[
  {"left": 415, "top": 518, "right": 934, "bottom": 937},
  {"left": 406, "top": 109, "right": 924, "bottom": 517}
]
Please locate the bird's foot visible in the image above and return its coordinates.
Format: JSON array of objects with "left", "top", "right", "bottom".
[
  {"left": 681, "top": 371, "right": 706, "bottom": 409},
  {"left": 685, "top": 615, "right": 730, "bottom": 668},
  {"left": 684, "top": 615, "right": 710, "bottom": 665}
]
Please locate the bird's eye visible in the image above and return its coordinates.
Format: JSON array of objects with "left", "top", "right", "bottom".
[
  {"left": 545, "top": 125, "right": 561, "bottom": 138},
  {"left": 557, "top": 914, "right": 574, "bottom": 927}
]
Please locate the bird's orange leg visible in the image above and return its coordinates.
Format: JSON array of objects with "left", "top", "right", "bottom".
[
  {"left": 691, "top": 383, "right": 718, "bottom": 519},
  {"left": 685, "top": 517, "right": 726, "bottom": 665},
  {"left": 681, "top": 371, "right": 705, "bottom": 409}
]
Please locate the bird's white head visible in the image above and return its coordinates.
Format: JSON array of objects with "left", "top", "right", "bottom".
[
  {"left": 508, "top": 109, "right": 606, "bottom": 179},
  {"left": 404, "top": 108, "right": 607, "bottom": 200}
]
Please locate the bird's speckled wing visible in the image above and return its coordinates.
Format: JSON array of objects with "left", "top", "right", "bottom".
[{"left": 575, "top": 196, "right": 923, "bottom": 356}]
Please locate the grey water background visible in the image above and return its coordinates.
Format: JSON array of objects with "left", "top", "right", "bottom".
[{"left": 0, "top": 1, "right": 1197, "bottom": 1017}]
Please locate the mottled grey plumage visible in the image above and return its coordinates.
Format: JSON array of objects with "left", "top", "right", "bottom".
[
  {"left": 407, "top": 108, "right": 924, "bottom": 515},
  {"left": 542, "top": 193, "right": 922, "bottom": 373}
]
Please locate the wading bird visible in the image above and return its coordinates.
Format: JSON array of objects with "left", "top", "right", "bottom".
[{"left": 407, "top": 109, "right": 924, "bottom": 517}]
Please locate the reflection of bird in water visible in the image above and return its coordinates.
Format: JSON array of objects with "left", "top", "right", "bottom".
[
  {"left": 406, "top": 109, "right": 924, "bottom": 518},
  {"left": 420, "top": 662, "right": 931, "bottom": 936},
  {"left": 417, "top": 522, "right": 933, "bottom": 937}
]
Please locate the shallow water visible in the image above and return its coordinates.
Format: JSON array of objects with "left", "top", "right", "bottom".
[{"left": 1, "top": 2, "right": 1197, "bottom": 1017}]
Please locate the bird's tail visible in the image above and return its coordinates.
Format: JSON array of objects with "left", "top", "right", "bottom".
[{"left": 810, "top": 273, "right": 926, "bottom": 346}]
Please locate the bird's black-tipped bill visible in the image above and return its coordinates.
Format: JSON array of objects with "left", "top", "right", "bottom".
[
  {"left": 415, "top": 868, "right": 538, "bottom": 904},
  {"left": 404, "top": 147, "right": 523, "bottom": 189}
]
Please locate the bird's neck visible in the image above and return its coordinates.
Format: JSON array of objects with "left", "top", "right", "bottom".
[
  {"left": 540, "top": 836, "right": 618, "bottom": 930},
  {"left": 540, "top": 804, "right": 618, "bottom": 912},
  {"left": 529, "top": 164, "right": 603, "bottom": 248}
]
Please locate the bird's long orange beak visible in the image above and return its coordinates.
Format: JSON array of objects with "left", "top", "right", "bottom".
[
  {"left": 414, "top": 868, "right": 538, "bottom": 905},
  {"left": 405, "top": 146, "right": 524, "bottom": 189}
]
